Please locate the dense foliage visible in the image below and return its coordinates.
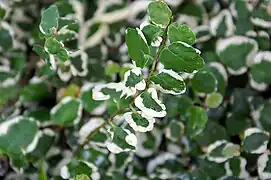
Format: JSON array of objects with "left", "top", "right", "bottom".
[{"left": 0, "top": 0, "right": 271, "bottom": 179}]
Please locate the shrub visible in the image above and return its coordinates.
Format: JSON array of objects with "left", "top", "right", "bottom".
[{"left": 0, "top": 0, "right": 271, "bottom": 179}]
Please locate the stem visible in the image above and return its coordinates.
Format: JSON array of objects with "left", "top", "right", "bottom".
[
  {"left": 146, "top": 22, "right": 170, "bottom": 88},
  {"left": 74, "top": 21, "right": 171, "bottom": 155}
]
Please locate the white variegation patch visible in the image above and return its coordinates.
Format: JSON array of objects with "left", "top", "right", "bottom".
[
  {"left": 210, "top": 10, "right": 235, "bottom": 37},
  {"left": 194, "top": 25, "right": 211, "bottom": 43},
  {"left": 124, "top": 111, "right": 155, "bottom": 132},
  {"left": 135, "top": 88, "right": 166, "bottom": 118},
  {"left": 258, "top": 151, "right": 271, "bottom": 180},
  {"left": 250, "top": 77, "right": 268, "bottom": 92}
]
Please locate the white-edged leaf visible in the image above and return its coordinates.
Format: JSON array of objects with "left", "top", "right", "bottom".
[
  {"left": 207, "top": 140, "right": 240, "bottom": 163},
  {"left": 135, "top": 88, "right": 166, "bottom": 118},
  {"left": 258, "top": 152, "right": 271, "bottom": 180},
  {"left": 243, "top": 128, "right": 269, "bottom": 154},
  {"left": 50, "top": 97, "right": 82, "bottom": 126},
  {"left": 124, "top": 68, "right": 146, "bottom": 91},
  {"left": 39, "top": 5, "right": 59, "bottom": 35},
  {"left": 150, "top": 69, "right": 186, "bottom": 95},
  {"left": 106, "top": 127, "right": 137, "bottom": 154},
  {"left": 124, "top": 111, "right": 155, "bottom": 132}
]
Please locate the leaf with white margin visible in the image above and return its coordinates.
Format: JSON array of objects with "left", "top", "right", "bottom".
[
  {"left": 125, "top": 28, "right": 150, "bottom": 68},
  {"left": 258, "top": 151, "right": 271, "bottom": 180},
  {"left": 224, "top": 157, "right": 249, "bottom": 179},
  {"left": 147, "top": 152, "right": 176, "bottom": 174},
  {"left": 135, "top": 88, "right": 166, "bottom": 118},
  {"left": 92, "top": 82, "right": 132, "bottom": 101},
  {"left": 78, "top": 118, "right": 104, "bottom": 144},
  {"left": 168, "top": 23, "right": 196, "bottom": 45},
  {"left": 187, "top": 106, "right": 208, "bottom": 138},
  {"left": 147, "top": 1, "right": 172, "bottom": 28},
  {"left": 260, "top": 101, "right": 271, "bottom": 132},
  {"left": 75, "top": 174, "right": 90, "bottom": 180},
  {"left": 60, "top": 160, "right": 100, "bottom": 179},
  {"left": 250, "top": 52, "right": 271, "bottom": 91},
  {"left": 191, "top": 71, "right": 217, "bottom": 94},
  {"left": 160, "top": 42, "right": 204, "bottom": 73},
  {"left": 109, "top": 151, "right": 133, "bottom": 171},
  {"left": 243, "top": 127, "right": 269, "bottom": 154},
  {"left": 0, "top": 117, "right": 38, "bottom": 168},
  {"left": 216, "top": 36, "right": 258, "bottom": 75},
  {"left": 165, "top": 120, "right": 184, "bottom": 142},
  {"left": 50, "top": 97, "right": 82, "bottom": 126},
  {"left": 150, "top": 69, "right": 186, "bottom": 95},
  {"left": 206, "top": 140, "right": 240, "bottom": 163},
  {"left": 194, "top": 25, "right": 211, "bottom": 43},
  {"left": 44, "top": 37, "right": 69, "bottom": 62},
  {"left": 30, "top": 129, "right": 55, "bottom": 160},
  {"left": 210, "top": 10, "right": 235, "bottom": 37},
  {"left": 39, "top": 5, "right": 59, "bottom": 35},
  {"left": 124, "top": 111, "right": 155, "bottom": 132},
  {"left": 136, "top": 128, "right": 162, "bottom": 158},
  {"left": 106, "top": 126, "right": 137, "bottom": 154},
  {"left": 0, "top": 2, "right": 7, "bottom": 20},
  {"left": 124, "top": 68, "right": 146, "bottom": 91},
  {"left": 80, "top": 83, "right": 103, "bottom": 113},
  {"left": 141, "top": 23, "right": 163, "bottom": 46},
  {"left": 70, "top": 51, "right": 88, "bottom": 77},
  {"left": 251, "top": 4, "right": 271, "bottom": 28},
  {"left": 0, "top": 21, "right": 13, "bottom": 52},
  {"left": 246, "top": 31, "right": 270, "bottom": 51}
]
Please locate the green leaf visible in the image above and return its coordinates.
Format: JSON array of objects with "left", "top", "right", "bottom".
[
  {"left": 39, "top": 5, "right": 59, "bottom": 35},
  {"left": 225, "top": 157, "right": 249, "bottom": 179},
  {"left": 216, "top": 36, "right": 258, "bottom": 75},
  {"left": 21, "top": 81, "right": 49, "bottom": 102},
  {"left": 243, "top": 128, "right": 269, "bottom": 154},
  {"left": 80, "top": 84, "right": 102, "bottom": 113},
  {"left": 160, "top": 42, "right": 204, "bottom": 73},
  {"left": 123, "top": 111, "right": 154, "bottom": 132},
  {"left": 147, "top": 1, "right": 172, "bottom": 27},
  {"left": 187, "top": 106, "right": 208, "bottom": 138},
  {"left": 260, "top": 101, "right": 271, "bottom": 132},
  {"left": 125, "top": 28, "right": 150, "bottom": 68},
  {"left": 44, "top": 37, "right": 68, "bottom": 62},
  {"left": 165, "top": 120, "right": 184, "bottom": 142},
  {"left": 0, "top": 117, "right": 38, "bottom": 168},
  {"left": 226, "top": 114, "right": 250, "bottom": 136},
  {"left": 0, "top": 4, "right": 7, "bottom": 20},
  {"left": 107, "top": 127, "right": 137, "bottom": 154},
  {"left": 250, "top": 52, "right": 271, "bottom": 88},
  {"left": 150, "top": 69, "right": 186, "bottom": 95},
  {"left": 168, "top": 23, "right": 196, "bottom": 45},
  {"left": 205, "top": 92, "right": 223, "bottom": 108},
  {"left": 0, "top": 21, "right": 13, "bottom": 52},
  {"left": 50, "top": 97, "right": 82, "bottom": 126},
  {"left": 61, "top": 160, "right": 98, "bottom": 179},
  {"left": 251, "top": 4, "right": 271, "bottom": 28},
  {"left": 135, "top": 88, "right": 166, "bottom": 118},
  {"left": 124, "top": 68, "right": 146, "bottom": 91},
  {"left": 75, "top": 174, "right": 90, "bottom": 180},
  {"left": 191, "top": 71, "right": 217, "bottom": 93},
  {"left": 207, "top": 140, "right": 240, "bottom": 163},
  {"left": 141, "top": 24, "right": 163, "bottom": 45},
  {"left": 210, "top": 10, "right": 234, "bottom": 37}
]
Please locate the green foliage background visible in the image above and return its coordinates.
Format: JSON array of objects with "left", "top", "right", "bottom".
[{"left": 0, "top": 0, "right": 271, "bottom": 179}]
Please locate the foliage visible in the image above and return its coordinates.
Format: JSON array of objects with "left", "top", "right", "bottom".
[{"left": 0, "top": 0, "right": 271, "bottom": 179}]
